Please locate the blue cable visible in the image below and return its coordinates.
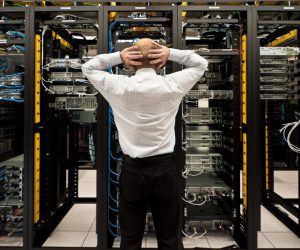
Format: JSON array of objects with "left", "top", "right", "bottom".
[
  {"left": 108, "top": 22, "right": 118, "bottom": 53},
  {"left": 8, "top": 45, "right": 25, "bottom": 53},
  {"left": 0, "top": 85, "right": 23, "bottom": 89},
  {"left": 6, "top": 31, "right": 25, "bottom": 39},
  {"left": 109, "top": 168, "right": 120, "bottom": 177},
  {"left": 109, "top": 193, "right": 119, "bottom": 204},
  {"left": 109, "top": 177, "right": 119, "bottom": 185},
  {"left": 108, "top": 224, "right": 119, "bottom": 238},
  {"left": 0, "top": 98, "right": 24, "bottom": 103},
  {"left": 3, "top": 88, "right": 24, "bottom": 93},
  {"left": 110, "top": 152, "right": 123, "bottom": 161},
  {"left": 0, "top": 72, "right": 24, "bottom": 78},
  {"left": 107, "top": 21, "right": 126, "bottom": 237},
  {"left": 108, "top": 220, "right": 119, "bottom": 228},
  {"left": 108, "top": 205, "right": 119, "bottom": 213},
  {"left": 0, "top": 59, "right": 7, "bottom": 72}
]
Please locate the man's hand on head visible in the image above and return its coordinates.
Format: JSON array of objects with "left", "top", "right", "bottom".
[
  {"left": 148, "top": 42, "right": 170, "bottom": 69},
  {"left": 120, "top": 46, "right": 143, "bottom": 70}
]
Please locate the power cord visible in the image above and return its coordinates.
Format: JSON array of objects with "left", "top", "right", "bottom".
[{"left": 279, "top": 113, "right": 300, "bottom": 154}]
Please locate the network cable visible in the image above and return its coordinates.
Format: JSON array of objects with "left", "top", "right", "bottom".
[
  {"left": 6, "top": 31, "right": 25, "bottom": 39},
  {"left": 279, "top": 114, "right": 300, "bottom": 154},
  {"left": 107, "top": 22, "right": 123, "bottom": 238},
  {"left": 182, "top": 229, "right": 207, "bottom": 239}
]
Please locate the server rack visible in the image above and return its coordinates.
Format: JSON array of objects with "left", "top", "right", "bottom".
[
  {"left": 0, "top": 6, "right": 30, "bottom": 249},
  {"left": 254, "top": 5, "right": 300, "bottom": 238},
  {"left": 177, "top": 5, "right": 259, "bottom": 250},
  {"left": 99, "top": 3, "right": 259, "bottom": 250},
  {"left": 27, "top": 6, "right": 102, "bottom": 249},
  {"left": 100, "top": 4, "right": 178, "bottom": 249}
]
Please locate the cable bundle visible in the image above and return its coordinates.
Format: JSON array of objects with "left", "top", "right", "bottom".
[{"left": 279, "top": 115, "right": 300, "bottom": 154}]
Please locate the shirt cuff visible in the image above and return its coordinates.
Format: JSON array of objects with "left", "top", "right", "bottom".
[
  {"left": 98, "top": 52, "right": 123, "bottom": 67},
  {"left": 168, "top": 48, "right": 182, "bottom": 62}
]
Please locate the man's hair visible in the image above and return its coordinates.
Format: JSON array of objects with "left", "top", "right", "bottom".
[{"left": 134, "top": 38, "right": 160, "bottom": 69}]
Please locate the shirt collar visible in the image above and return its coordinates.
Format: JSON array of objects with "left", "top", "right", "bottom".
[{"left": 135, "top": 68, "right": 156, "bottom": 75}]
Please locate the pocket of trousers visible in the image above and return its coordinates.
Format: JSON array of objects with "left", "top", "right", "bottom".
[
  {"left": 155, "top": 161, "right": 178, "bottom": 200},
  {"left": 120, "top": 168, "right": 148, "bottom": 201}
]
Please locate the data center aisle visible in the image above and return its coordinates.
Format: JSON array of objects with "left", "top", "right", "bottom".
[
  {"left": 42, "top": 170, "right": 97, "bottom": 247},
  {"left": 40, "top": 169, "right": 300, "bottom": 248}
]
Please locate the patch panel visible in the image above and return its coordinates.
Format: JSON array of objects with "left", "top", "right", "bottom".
[{"left": 0, "top": 74, "right": 23, "bottom": 86}]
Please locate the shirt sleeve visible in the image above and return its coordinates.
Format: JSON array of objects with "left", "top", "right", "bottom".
[
  {"left": 164, "top": 48, "right": 208, "bottom": 96},
  {"left": 81, "top": 52, "right": 129, "bottom": 102}
]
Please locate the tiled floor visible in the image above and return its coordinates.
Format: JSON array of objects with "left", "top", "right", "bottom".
[
  {"left": 259, "top": 170, "right": 300, "bottom": 249},
  {"left": 78, "top": 169, "right": 97, "bottom": 198},
  {"left": 1, "top": 170, "right": 298, "bottom": 248}
]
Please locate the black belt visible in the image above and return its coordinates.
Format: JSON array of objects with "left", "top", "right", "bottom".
[{"left": 123, "top": 152, "right": 174, "bottom": 164}]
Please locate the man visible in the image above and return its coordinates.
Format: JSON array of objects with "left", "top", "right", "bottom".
[{"left": 82, "top": 38, "right": 208, "bottom": 250}]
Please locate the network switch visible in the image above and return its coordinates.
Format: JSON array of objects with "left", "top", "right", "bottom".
[
  {"left": 185, "top": 219, "right": 233, "bottom": 232},
  {"left": 260, "top": 68, "right": 288, "bottom": 74},
  {"left": 0, "top": 91, "right": 22, "bottom": 99},
  {"left": 185, "top": 126, "right": 222, "bottom": 148},
  {"left": 260, "top": 94, "right": 289, "bottom": 100},
  {"left": 50, "top": 97, "right": 98, "bottom": 111},
  {"left": 186, "top": 107, "right": 222, "bottom": 116},
  {"left": 187, "top": 89, "right": 233, "bottom": 100},
  {"left": 260, "top": 58, "right": 288, "bottom": 65},
  {"left": 201, "top": 71, "right": 223, "bottom": 83},
  {"left": 260, "top": 47, "right": 300, "bottom": 56},
  {"left": 185, "top": 148, "right": 222, "bottom": 171},
  {"left": 184, "top": 107, "right": 222, "bottom": 124},
  {"left": 0, "top": 155, "right": 23, "bottom": 201},
  {"left": 260, "top": 76, "right": 288, "bottom": 83},
  {"left": 48, "top": 85, "right": 89, "bottom": 94},
  {"left": 48, "top": 58, "right": 82, "bottom": 69},
  {"left": 49, "top": 72, "right": 86, "bottom": 82},
  {"left": 260, "top": 85, "right": 290, "bottom": 92}
]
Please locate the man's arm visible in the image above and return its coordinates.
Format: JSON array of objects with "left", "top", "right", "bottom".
[
  {"left": 81, "top": 47, "right": 142, "bottom": 100},
  {"left": 148, "top": 44, "right": 208, "bottom": 95}
]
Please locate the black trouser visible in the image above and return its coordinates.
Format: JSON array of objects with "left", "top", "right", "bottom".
[{"left": 119, "top": 153, "right": 183, "bottom": 250}]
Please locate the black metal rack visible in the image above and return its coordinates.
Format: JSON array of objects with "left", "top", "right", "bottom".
[
  {"left": 177, "top": 5, "right": 260, "bottom": 250},
  {"left": 0, "top": 6, "right": 29, "bottom": 250},
  {"left": 253, "top": 5, "right": 300, "bottom": 239},
  {"left": 26, "top": 6, "right": 102, "bottom": 250},
  {"left": 100, "top": 5, "right": 178, "bottom": 249}
]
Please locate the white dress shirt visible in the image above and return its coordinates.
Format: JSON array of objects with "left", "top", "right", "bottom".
[{"left": 82, "top": 48, "right": 208, "bottom": 158}]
